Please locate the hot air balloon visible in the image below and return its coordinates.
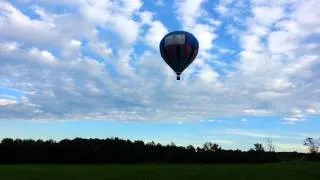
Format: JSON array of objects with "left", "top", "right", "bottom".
[{"left": 159, "top": 30, "right": 199, "bottom": 80}]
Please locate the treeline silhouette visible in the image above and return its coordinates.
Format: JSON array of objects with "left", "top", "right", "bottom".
[{"left": 0, "top": 137, "right": 304, "bottom": 164}]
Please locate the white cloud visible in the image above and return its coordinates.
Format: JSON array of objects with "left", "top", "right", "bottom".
[
  {"left": 282, "top": 108, "right": 307, "bottom": 124},
  {"left": 241, "top": 118, "right": 248, "bottom": 122},
  {"left": 206, "top": 19, "right": 222, "bottom": 27},
  {"left": 293, "top": 0, "right": 320, "bottom": 31},
  {"left": 275, "top": 143, "right": 307, "bottom": 152},
  {"left": 283, "top": 55, "right": 319, "bottom": 77},
  {"left": 198, "top": 65, "right": 219, "bottom": 83},
  {"left": 28, "top": 48, "right": 56, "bottom": 63},
  {"left": 225, "top": 24, "right": 241, "bottom": 38},
  {"left": 251, "top": 6, "right": 284, "bottom": 26},
  {"left": 0, "top": 98, "right": 18, "bottom": 106},
  {"left": 211, "top": 139, "right": 234, "bottom": 145},
  {"left": 243, "top": 109, "right": 274, "bottom": 116},
  {"left": 241, "top": 34, "right": 264, "bottom": 52},
  {"left": 215, "top": 5, "right": 228, "bottom": 15},
  {"left": 214, "top": 0, "right": 235, "bottom": 16},
  {"left": 139, "top": 11, "right": 154, "bottom": 25},
  {"left": 306, "top": 109, "right": 318, "bottom": 115},
  {"left": 153, "top": 0, "right": 165, "bottom": 6},
  {"left": 88, "top": 40, "right": 113, "bottom": 58},
  {"left": 207, "top": 119, "right": 216, "bottom": 123},
  {"left": 0, "top": 0, "right": 319, "bottom": 125},
  {"left": 110, "top": 15, "right": 141, "bottom": 45},
  {"left": 219, "top": 48, "right": 234, "bottom": 54},
  {"left": 268, "top": 31, "right": 297, "bottom": 55},
  {"left": 193, "top": 24, "right": 217, "bottom": 51},
  {"left": 69, "top": 39, "right": 82, "bottom": 48},
  {"left": 0, "top": 1, "right": 64, "bottom": 47},
  {"left": 175, "top": 0, "right": 206, "bottom": 28},
  {"left": 225, "top": 129, "right": 303, "bottom": 141},
  {"left": 0, "top": 41, "right": 20, "bottom": 52},
  {"left": 144, "top": 20, "right": 168, "bottom": 49},
  {"left": 255, "top": 91, "right": 290, "bottom": 100}
]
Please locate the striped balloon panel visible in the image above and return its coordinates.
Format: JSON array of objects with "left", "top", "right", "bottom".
[
  {"left": 164, "top": 45, "right": 178, "bottom": 71},
  {"left": 163, "top": 44, "right": 194, "bottom": 72}
]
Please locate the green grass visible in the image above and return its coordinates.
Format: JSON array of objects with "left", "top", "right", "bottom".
[{"left": 0, "top": 162, "right": 319, "bottom": 180}]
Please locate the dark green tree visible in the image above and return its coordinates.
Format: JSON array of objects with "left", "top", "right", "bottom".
[
  {"left": 303, "top": 137, "right": 319, "bottom": 154},
  {"left": 249, "top": 143, "right": 265, "bottom": 152},
  {"left": 202, "top": 142, "right": 221, "bottom": 152}
]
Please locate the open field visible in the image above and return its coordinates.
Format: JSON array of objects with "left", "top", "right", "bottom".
[{"left": 0, "top": 162, "right": 319, "bottom": 180}]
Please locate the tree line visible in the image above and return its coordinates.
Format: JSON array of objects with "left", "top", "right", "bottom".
[
  {"left": 0, "top": 137, "right": 315, "bottom": 164},
  {"left": 303, "top": 137, "right": 320, "bottom": 161}
]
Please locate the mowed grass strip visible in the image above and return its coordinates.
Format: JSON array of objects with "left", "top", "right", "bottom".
[{"left": 0, "top": 162, "right": 319, "bottom": 180}]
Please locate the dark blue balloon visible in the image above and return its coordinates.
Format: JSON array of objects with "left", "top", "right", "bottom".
[{"left": 159, "top": 31, "right": 199, "bottom": 80}]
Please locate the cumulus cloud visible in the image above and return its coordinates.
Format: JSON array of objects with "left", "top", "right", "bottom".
[
  {"left": 0, "top": 99, "right": 18, "bottom": 106},
  {"left": 143, "top": 19, "right": 168, "bottom": 49},
  {"left": 0, "top": 0, "right": 319, "bottom": 125},
  {"left": 153, "top": 0, "right": 165, "bottom": 7},
  {"left": 241, "top": 118, "right": 248, "bottom": 122},
  {"left": 214, "top": 0, "right": 235, "bottom": 16}
]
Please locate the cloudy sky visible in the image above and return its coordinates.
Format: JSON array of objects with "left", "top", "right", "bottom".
[{"left": 0, "top": 0, "right": 319, "bottom": 152}]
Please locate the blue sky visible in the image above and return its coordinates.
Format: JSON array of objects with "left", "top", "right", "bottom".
[{"left": 0, "top": 0, "right": 319, "bottom": 152}]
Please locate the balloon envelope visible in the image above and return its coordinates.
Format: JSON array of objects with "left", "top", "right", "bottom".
[{"left": 159, "top": 31, "right": 199, "bottom": 80}]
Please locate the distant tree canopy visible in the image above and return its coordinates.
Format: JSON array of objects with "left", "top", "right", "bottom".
[
  {"left": 202, "top": 142, "right": 221, "bottom": 152},
  {"left": 249, "top": 143, "right": 265, "bottom": 152},
  {"left": 265, "top": 137, "right": 276, "bottom": 152},
  {"left": 303, "top": 137, "right": 319, "bottom": 154},
  {"left": 0, "top": 137, "right": 306, "bottom": 164},
  {"left": 303, "top": 137, "right": 320, "bottom": 161},
  {"left": 254, "top": 143, "right": 265, "bottom": 152}
]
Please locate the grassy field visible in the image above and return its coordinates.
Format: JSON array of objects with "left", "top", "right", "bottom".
[{"left": 0, "top": 162, "right": 319, "bottom": 180}]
